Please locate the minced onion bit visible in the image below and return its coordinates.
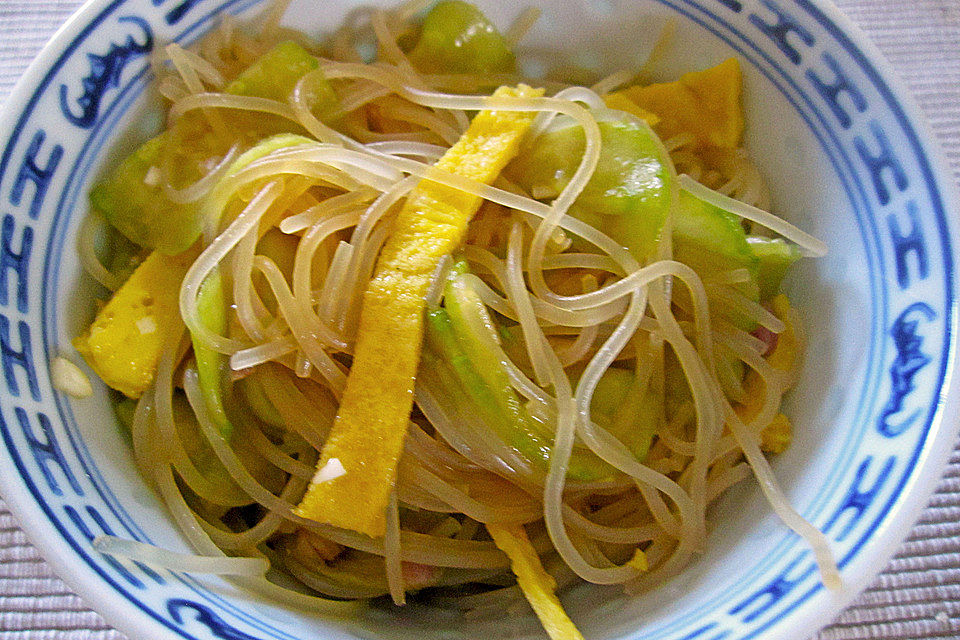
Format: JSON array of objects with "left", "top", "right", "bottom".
[
  {"left": 51, "top": 356, "right": 93, "bottom": 398},
  {"left": 312, "top": 457, "right": 346, "bottom": 485}
]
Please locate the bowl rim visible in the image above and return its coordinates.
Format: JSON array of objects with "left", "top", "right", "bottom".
[
  {"left": 0, "top": 0, "right": 156, "bottom": 633},
  {"left": 0, "top": 0, "right": 958, "bottom": 639},
  {"left": 0, "top": 0, "right": 166, "bottom": 633},
  {"left": 749, "top": 3, "right": 960, "bottom": 638}
]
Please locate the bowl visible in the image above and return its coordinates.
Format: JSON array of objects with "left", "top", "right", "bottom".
[{"left": 0, "top": 0, "right": 957, "bottom": 639}]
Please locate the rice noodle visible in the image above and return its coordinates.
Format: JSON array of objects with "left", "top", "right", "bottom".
[
  {"left": 385, "top": 491, "right": 406, "bottom": 605},
  {"left": 230, "top": 336, "right": 298, "bottom": 370},
  {"left": 504, "top": 7, "right": 541, "bottom": 47},
  {"left": 237, "top": 418, "right": 315, "bottom": 479},
  {"left": 679, "top": 175, "right": 827, "bottom": 256},
  {"left": 166, "top": 44, "right": 230, "bottom": 138},
  {"left": 77, "top": 212, "right": 124, "bottom": 291},
  {"left": 93, "top": 536, "right": 269, "bottom": 576},
  {"left": 182, "top": 181, "right": 283, "bottom": 354},
  {"left": 163, "top": 144, "right": 240, "bottom": 205},
  {"left": 255, "top": 256, "right": 348, "bottom": 391},
  {"left": 725, "top": 407, "right": 841, "bottom": 589},
  {"left": 234, "top": 232, "right": 272, "bottom": 342},
  {"left": 280, "top": 189, "right": 373, "bottom": 234}
]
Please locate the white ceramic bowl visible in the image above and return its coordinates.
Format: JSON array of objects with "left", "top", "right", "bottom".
[{"left": 0, "top": 1, "right": 957, "bottom": 639}]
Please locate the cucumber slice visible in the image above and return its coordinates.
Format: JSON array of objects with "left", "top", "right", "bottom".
[
  {"left": 509, "top": 118, "right": 674, "bottom": 258},
  {"left": 673, "top": 186, "right": 802, "bottom": 329},
  {"left": 239, "top": 371, "right": 286, "bottom": 431},
  {"left": 226, "top": 40, "right": 326, "bottom": 106},
  {"left": 427, "top": 269, "right": 613, "bottom": 481},
  {"left": 407, "top": 1, "right": 515, "bottom": 75},
  {"left": 673, "top": 187, "right": 761, "bottom": 330},
  {"left": 425, "top": 307, "right": 513, "bottom": 438},
  {"left": 225, "top": 41, "right": 337, "bottom": 137},
  {"left": 192, "top": 266, "right": 232, "bottom": 438},
  {"left": 91, "top": 41, "right": 328, "bottom": 256},
  {"left": 590, "top": 367, "right": 659, "bottom": 461},
  {"left": 90, "top": 133, "right": 203, "bottom": 255},
  {"left": 673, "top": 188, "right": 758, "bottom": 277},
  {"left": 748, "top": 236, "right": 801, "bottom": 300},
  {"left": 590, "top": 368, "right": 633, "bottom": 419}
]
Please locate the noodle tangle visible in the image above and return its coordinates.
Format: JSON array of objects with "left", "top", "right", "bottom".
[{"left": 80, "top": 0, "right": 839, "bottom": 622}]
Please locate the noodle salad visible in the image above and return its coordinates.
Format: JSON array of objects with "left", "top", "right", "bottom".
[{"left": 70, "top": 1, "right": 838, "bottom": 637}]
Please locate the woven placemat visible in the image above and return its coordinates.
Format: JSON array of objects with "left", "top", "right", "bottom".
[{"left": 0, "top": 0, "right": 957, "bottom": 638}]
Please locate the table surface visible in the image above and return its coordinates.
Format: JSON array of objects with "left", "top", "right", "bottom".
[{"left": 0, "top": 0, "right": 958, "bottom": 639}]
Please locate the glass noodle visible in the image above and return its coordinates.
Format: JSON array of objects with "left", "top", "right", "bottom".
[{"left": 79, "top": 0, "right": 840, "bottom": 623}]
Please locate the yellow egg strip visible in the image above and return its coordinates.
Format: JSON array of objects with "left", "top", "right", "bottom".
[
  {"left": 620, "top": 57, "right": 744, "bottom": 149},
  {"left": 295, "top": 85, "right": 542, "bottom": 537},
  {"left": 74, "top": 249, "right": 196, "bottom": 398},
  {"left": 487, "top": 523, "right": 585, "bottom": 640}
]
